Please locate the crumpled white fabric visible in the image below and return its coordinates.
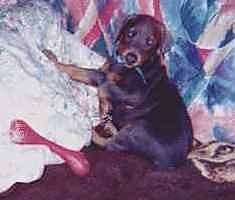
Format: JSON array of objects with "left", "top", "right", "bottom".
[{"left": 0, "top": 1, "right": 105, "bottom": 192}]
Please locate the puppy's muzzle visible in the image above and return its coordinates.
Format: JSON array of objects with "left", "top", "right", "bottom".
[
  {"left": 123, "top": 50, "right": 141, "bottom": 68},
  {"left": 125, "top": 52, "right": 138, "bottom": 65}
]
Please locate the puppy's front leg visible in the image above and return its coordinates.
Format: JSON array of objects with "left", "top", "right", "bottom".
[{"left": 42, "top": 49, "right": 105, "bottom": 87}]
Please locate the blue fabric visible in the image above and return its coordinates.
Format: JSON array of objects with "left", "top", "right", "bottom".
[{"left": 204, "top": 49, "right": 235, "bottom": 111}]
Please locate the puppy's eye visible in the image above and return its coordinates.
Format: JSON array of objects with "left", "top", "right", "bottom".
[{"left": 127, "top": 29, "right": 137, "bottom": 38}]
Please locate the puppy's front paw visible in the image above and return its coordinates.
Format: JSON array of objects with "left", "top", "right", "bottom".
[
  {"left": 92, "top": 130, "right": 109, "bottom": 147},
  {"left": 42, "top": 49, "right": 58, "bottom": 63}
]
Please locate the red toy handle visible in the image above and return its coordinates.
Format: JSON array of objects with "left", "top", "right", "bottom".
[{"left": 9, "top": 119, "right": 90, "bottom": 177}]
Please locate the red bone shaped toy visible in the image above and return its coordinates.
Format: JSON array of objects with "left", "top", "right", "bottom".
[{"left": 9, "top": 119, "right": 90, "bottom": 176}]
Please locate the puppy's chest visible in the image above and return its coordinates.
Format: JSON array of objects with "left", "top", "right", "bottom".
[
  {"left": 113, "top": 70, "right": 146, "bottom": 92},
  {"left": 104, "top": 63, "right": 147, "bottom": 91},
  {"left": 100, "top": 70, "right": 147, "bottom": 107}
]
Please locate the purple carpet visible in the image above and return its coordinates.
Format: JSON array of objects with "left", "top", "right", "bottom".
[{"left": 1, "top": 146, "right": 235, "bottom": 200}]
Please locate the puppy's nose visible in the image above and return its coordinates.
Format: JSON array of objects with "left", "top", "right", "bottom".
[{"left": 125, "top": 52, "right": 138, "bottom": 65}]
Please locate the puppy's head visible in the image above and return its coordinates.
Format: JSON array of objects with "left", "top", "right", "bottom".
[{"left": 115, "top": 14, "right": 169, "bottom": 69}]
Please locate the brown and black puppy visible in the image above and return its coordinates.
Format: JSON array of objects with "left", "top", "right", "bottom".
[{"left": 43, "top": 14, "right": 193, "bottom": 169}]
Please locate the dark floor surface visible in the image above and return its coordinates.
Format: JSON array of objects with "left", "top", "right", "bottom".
[{"left": 1, "top": 146, "right": 235, "bottom": 200}]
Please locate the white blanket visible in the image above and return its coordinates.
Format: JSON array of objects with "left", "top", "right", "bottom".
[{"left": 0, "top": 1, "right": 105, "bottom": 192}]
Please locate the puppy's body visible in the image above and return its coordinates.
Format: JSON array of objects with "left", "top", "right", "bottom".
[
  {"left": 43, "top": 14, "right": 193, "bottom": 168},
  {"left": 102, "top": 57, "right": 193, "bottom": 168}
]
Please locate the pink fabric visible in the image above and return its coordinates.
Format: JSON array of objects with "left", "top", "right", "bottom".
[{"left": 83, "top": 0, "right": 121, "bottom": 47}]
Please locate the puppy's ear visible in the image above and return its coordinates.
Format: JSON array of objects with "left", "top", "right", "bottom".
[
  {"left": 155, "top": 21, "right": 172, "bottom": 56},
  {"left": 115, "top": 14, "right": 138, "bottom": 44},
  {"left": 154, "top": 22, "right": 172, "bottom": 76}
]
